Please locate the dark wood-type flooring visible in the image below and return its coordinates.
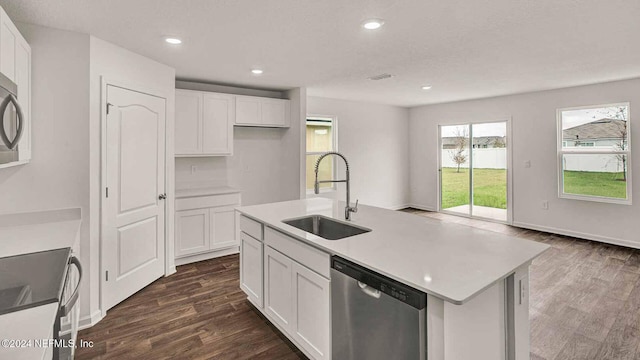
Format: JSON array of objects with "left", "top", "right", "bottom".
[{"left": 77, "top": 209, "right": 640, "bottom": 360}]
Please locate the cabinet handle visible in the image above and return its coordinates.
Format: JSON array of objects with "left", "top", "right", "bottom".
[
  {"left": 0, "top": 94, "right": 24, "bottom": 150},
  {"left": 158, "top": 194, "right": 167, "bottom": 200}
]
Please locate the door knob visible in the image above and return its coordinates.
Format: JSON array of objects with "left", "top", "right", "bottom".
[{"left": 158, "top": 194, "right": 166, "bottom": 200}]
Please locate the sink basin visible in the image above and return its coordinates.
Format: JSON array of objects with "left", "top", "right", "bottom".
[{"left": 282, "top": 215, "right": 371, "bottom": 240}]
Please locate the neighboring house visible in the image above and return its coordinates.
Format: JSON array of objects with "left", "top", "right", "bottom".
[
  {"left": 441, "top": 136, "right": 506, "bottom": 149},
  {"left": 562, "top": 118, "right": 627, "bottom": 148}
]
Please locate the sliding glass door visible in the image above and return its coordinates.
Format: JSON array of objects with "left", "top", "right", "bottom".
[{"left": 439, "top": 121, "right": 508, "bottom": 222}]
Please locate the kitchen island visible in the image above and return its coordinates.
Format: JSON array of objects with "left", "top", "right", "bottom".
[{"left": 236, "top": 198, "right": 548, "bottom": 360}]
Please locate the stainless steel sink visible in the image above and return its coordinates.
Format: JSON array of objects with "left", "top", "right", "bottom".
[{"left": 282, "top": 215, "right": 371, "bottom": 240}]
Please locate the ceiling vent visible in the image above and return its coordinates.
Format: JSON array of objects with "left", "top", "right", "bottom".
[{"left": 368, "top": 73, "right": 393, "bottom": 81}]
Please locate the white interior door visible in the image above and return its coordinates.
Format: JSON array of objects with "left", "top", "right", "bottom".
[{"left": 103, "top": 84, "right": 166, "bottom": 311}]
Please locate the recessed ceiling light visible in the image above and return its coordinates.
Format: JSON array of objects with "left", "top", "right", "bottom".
[
  {"left": 362, "top": 19, "right": 384, "bottom": 30},
  {"left": 421, "top": 85, "right": 433, "bottom": 90},
  {"left": 251, "top": 69, "right": 264, "bottom": 75},
  {"left": 165, "top": 37, "right": 182, "bottom": 45}
]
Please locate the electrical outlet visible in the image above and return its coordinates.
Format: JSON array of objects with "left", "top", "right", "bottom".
[
  {"left": 541, "top": 200, "right": 549, "bottom": 210},
  {"left": 191, "top": 165, "right": 197, "bottom": 174},
  {"left": 519, "top": 279, "right": 526, "bottom": 305}
]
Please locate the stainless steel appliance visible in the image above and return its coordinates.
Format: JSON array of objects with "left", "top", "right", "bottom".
[
  {"left": 54, "top": 255, "right": 82, "bottom": 360},
  {"left": 331, "top": 256, "right": 427, "bottom": 360},
  {"left": 0, "top": 72, "right": 24, "bottom": 165}
]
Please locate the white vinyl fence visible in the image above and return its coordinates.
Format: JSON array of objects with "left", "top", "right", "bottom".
[
  {"left": 442, "top": 148, "right": 624, "bottom": 173},
  {"left": 442, "top": 148, "right": 507, "bottom": 169}
]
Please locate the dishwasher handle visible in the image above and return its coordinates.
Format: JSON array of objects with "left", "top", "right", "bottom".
[{"left": 358, "top": 281, "right": 381, "bottom": 299}]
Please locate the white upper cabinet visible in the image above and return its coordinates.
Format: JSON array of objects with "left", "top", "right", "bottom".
[
  {"left": 235, "top": 95, "right": 290, "bottom": 128},
  {"left": 175, "top": 90, "right": 202, "bottom": 155},
  {"left": 175, "top": 89, "right": 234, "bottom": 156},
  {"left": 0, "top": 6, "right": 31, "bottom": 165}
]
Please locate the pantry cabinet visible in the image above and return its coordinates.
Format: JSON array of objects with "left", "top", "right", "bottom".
[
  {"left": 235, "top": 95, "right": 290, "bottom": 128},
  {"left": 175, "top": 89, "right": 234, "bottom": 156}
]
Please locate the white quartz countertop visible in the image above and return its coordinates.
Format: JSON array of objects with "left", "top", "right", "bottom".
[
  {"left": 236, "top": 198, "right": 549, "bottom": 305},
  {"left": 175, "top": 186, "right": 240, "bottom": 199},
  {"left": 0, "top": 208, "right": 82, "bottom": 258}
]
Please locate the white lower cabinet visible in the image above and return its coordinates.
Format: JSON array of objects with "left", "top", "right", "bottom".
[
  {"left": 264, "top": 246, "right": 294, "bottom": 330},
  {"left": 240, "top": 232, "right": 263, "bottom": 308},
  {"left": 291, "top": 262, "right": 331, "bottom": 360},
  {"left": 263, "top": 244, "right": 330, "bottom": 360},
  {"left": 175, "top": 192, "right": 241, "bottom": 264},
  {"left": 238, "top": 219, "right": 331, "bottom": 360}
]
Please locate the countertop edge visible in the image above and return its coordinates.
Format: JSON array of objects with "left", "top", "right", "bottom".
[{"left": 236, "top": 205, "right": 550, "bottom": 305}]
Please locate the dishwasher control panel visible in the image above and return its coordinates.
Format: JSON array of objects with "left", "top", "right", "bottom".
[{"left": 332, "top": 256, "right": 427, "bottom": 309}]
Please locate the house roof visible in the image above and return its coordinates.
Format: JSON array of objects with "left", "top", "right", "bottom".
[{"left": 563, "top": 118, "right": 627, "bottom": 141}]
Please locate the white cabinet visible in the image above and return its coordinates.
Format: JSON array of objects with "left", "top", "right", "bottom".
[
  {"left": 0, "top": 6, "right": 31, "bottom": 164},
  {"left": 291, "top": 262, "right": 331, "bottom": 360},
  {"left": 262, "top": 245, "right": 331, "bottom": 360},
  {"left": 240, "top": 232, "right": 263, "bottom": 308},
  {"left": 235, "top": 95, "right": 290, "bottom": 128},
  {"left": 175, "top": 89, "right": 234, "bottom": 156},
  {"left": 175, "top": 192, "right": 241, "bottom": 264},
  {"left": 239, "top": 217, "right": 331, "bottom": 360},
  {"left": 175, "top": 208, "right": 209, "bottom": 257},
  {"left": 264, "top": 246, "right": 294, "bottom": 331}
]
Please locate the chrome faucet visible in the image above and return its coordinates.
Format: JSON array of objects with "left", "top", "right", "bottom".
[{"left": 314, "top": 152, "right": 358, "bottom": 221}]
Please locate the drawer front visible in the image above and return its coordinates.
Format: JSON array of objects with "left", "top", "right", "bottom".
[
  {"left": 176, "top": 193, "right": 240, "bottom": 211},
  {"left": 264, "top": 227, "right": 330, "bottom": 278},
  {"left": 240, "top": 215, "right": 263, "bottom": 241}
]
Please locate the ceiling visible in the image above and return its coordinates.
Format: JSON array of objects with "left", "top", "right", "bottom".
[{"left": 1, "top": 0, "right": 639, "bottom": 107}]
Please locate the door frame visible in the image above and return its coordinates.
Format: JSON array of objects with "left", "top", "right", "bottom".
[
  {"left": 99, "top": 77, "right": 172, "bottom": 316},
  {"left": 437, "top": 118, "right": 513, "bottom": 224}
]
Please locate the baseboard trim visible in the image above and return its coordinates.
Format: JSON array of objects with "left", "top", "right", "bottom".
[
  {"left": 512, "top": 221, "right": 640, "bottom": 250},
  {"left": 175, "top": 246, "right": 240, "bottom": 266},
  {"left": 387, "top": 203, "right": 411, "bottom": 210},
  {"left": 78, "top": 310, "right": 104, "bottom": 331},
  {"left": 407, "top": 203, "right": 437, "bottom": 212}
]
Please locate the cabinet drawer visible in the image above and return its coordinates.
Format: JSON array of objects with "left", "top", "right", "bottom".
[
  {"left": 240, "top": 215, "right": 263, "bottom": 241},
  {"left": 176, "top": 193, "right": 240, "bottom": 211},
  {"left": 265, "top": 227, "right": 330, "bottom": 278}
]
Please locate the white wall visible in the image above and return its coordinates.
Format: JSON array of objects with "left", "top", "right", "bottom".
[
  {"left": 0, "top": 23, "right": 92, "bottom": 321},
  {"left": 89, "top": 36, "right": 176, "bottom": 324},
  {"left": 306, "top": 96, "right": 410, "bottom": 209},
  {"left": 409, "top": 78, "right": 640, "bottom": 248},
  {"left": 175, "top": 85, "right": 305, "bottom": 206}
]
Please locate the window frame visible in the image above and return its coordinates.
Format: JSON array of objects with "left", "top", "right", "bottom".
[
  {"left": 305, "top": 115, "right": 338, "bottom": 193},
  {"left": 556, "top": 102, "right": 632, "bottom": 205}
]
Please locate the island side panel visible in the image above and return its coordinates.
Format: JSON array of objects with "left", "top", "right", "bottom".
[
  {"left": 443, "top": 281, "right": 507, "bottom": 360},
  {"left": 512, "top": 264, "right": 531, "bottom": 360}
]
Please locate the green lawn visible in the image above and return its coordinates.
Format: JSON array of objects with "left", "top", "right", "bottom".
[
  {"left": 441, "top": 168, "right": 627, "bottom": 210},
  {"left": 563, "top": 171, "right": 627, "bottom": 199},
  {"left": 441, "top": 168, "right": 506, "bottom": 209}
]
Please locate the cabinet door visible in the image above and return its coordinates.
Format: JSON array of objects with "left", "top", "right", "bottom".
[
  {"left": 0, "top": 10, "right": 17, "bottom": 81},
  {"left": 264, "top": 246, "right": 293, "bottom": 331},
  {"left": 261, "top": 98, "right": 289, "bottom": 127},
  {"left": 175, "top": 90, "right": 203, "bottom": 155},
  {"left": 210, "top": 205, "right": 236, "bottom": 250},
  {"left": 202, "top": 93, "right": 234, "bottom": 155},
  {"left": 235, "top": 96, "right": 261, "bottom": 125},
  {"left": 175, "top": 208, "right": 210, "bottom": 258},
  {"left": 240, "top": 233, "right": 263, "bottom": 308},
  {"left": 15, "top": 37, "right": 30, "bottom": 161},
  {"left": 292, "top": 262, "right": 331, "bottom": 360}
]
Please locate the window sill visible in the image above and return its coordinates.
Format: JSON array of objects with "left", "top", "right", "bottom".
[{"left": 559, "top": 193, "right": 632, "bottom": 205}]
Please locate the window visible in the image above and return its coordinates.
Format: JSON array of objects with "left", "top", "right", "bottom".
[
  {"left": 557, "top": 103, "right": 631, "bottom": 204},
  {"left": 306, "top": 116, "right": 336, "bottom": 191}
]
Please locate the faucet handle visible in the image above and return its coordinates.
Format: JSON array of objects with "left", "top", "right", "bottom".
[{"left": 352, "top": 199, "right": 359, "bottom": 212}]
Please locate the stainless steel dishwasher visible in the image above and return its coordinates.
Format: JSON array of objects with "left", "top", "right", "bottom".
[{"left": 331, "top": 256, "right": 427, "bottom": 360}]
